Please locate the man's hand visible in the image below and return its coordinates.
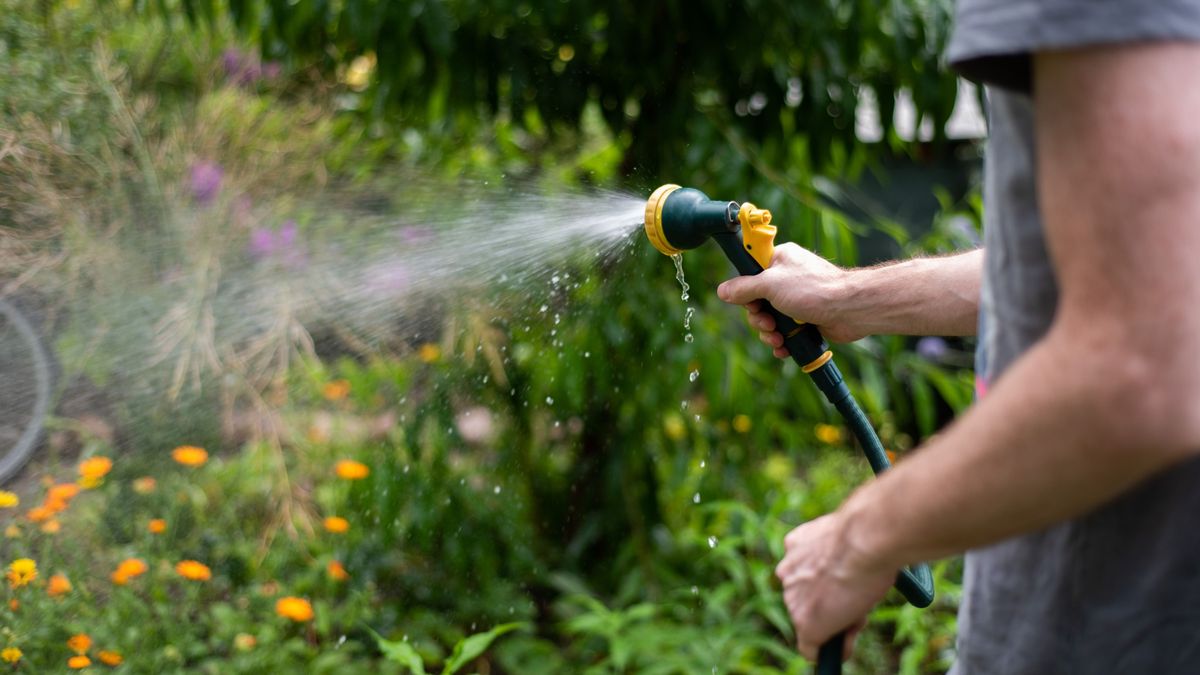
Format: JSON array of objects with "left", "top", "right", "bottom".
[
  {"left": 716, "top": 244, "right": 983, "bottom": 357},
  {"left": 776, "top": 513, "right": 897, "bottom": 660},
  {"left": 716, "top": 243, "right": 863, "bottom": 351}
]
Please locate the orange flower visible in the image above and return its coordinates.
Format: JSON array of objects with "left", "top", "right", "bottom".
[
  {"left": 322, "top": 516, "right": 349, "bottom": 533},
  {"left": 68, "top": 655, "right": 91, "bottom": 669},
  {"left": 148, "top": 519, "right": 167, "bottom": 534},
  {"left": 175, "top": 560, "right": 212, "bottom": 581},
  {"left": 47, "top": 573, "right": 71, "bottom": 597},
  {"left": 275, "top": 596, "right": 314, "bottom": 622},
  {"left": 25, "top": 505, "right": 51, "bottom": 523},
  {"left": 327, "top": 560, "right": 349, "bottom": 581},
  {"left": 41, "top": 519, "right": 61, "bottom": 534},
  {"left": 47, "top": 483, "right": 81, "bottom": 509},
  {"left": 418, "top": 343, "right": 441, "bottom": 363},
  {"left": 97, "top": 650, "right": 123, "bottom": 666},
  {"left": 78, "top": 456, "right": 113, "bottom": 481},
  {"left": 132, "top": 476, "right": 157, "bottom": 494},
  {"left": 334, "top": 459, "right": 369, "bottom": 480},
  {"left": 7, "top": 599, "right": 16, "bottom": 611},
  {"left": 111, "top": 558, "right": 148, "bottom": 585},
  {"left": 172, "top": 445, "right": 208, "bottom": 467},
  {"left": 322, "top": 379, "right": 350, "bottom": 401},
  {"left": 6, "top": 558, "right": 36, "bottom": 588},
  {"left": 67, "top": 633, "right": 91, "bottom": 654}
]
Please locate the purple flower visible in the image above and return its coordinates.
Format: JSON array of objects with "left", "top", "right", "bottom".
[
  {"left": 190, "top": 161, "right": 224, "bottom": 205},
  {"left": 364, "top": 259, "right": 411, "bottom": 294},
  {"left": 916, "top": 336, "right": 949, "bottom": 361},
  {"left": 248, "top": 219, "right": 307, "bottom": 269},
  {"left": 398, "top": 226, "right": 434, "bottom": 246},
  {"left": 222, "top": 48, "right": 244, "bottom": 78}
]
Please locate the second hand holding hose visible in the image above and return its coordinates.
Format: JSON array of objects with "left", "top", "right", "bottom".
[{"left": 643, "top": 185, "right": 934, "bottom": 674}]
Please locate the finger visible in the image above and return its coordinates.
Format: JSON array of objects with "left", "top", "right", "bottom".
[
  {"left": 759, "top": 331, "right": 784, "bottom": 349},
  {"left": 748, "top": 311, "right": 776, "bottom": 332},
  {"left": 844, "top": 619, "right": 868, "bottom": 660},
  {"left": 717, "top": 272, "right": 771, "bottom": 305},
  {"left": 773, "top": 347, "right": 790, "bottom": 359},
  {"left": 746, "top": 300, "right": 764, "bottom": 314}
]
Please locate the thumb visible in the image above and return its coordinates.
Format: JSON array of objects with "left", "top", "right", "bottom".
[{"left": 717, "top": 272, "right": 772, "bottom": 305}]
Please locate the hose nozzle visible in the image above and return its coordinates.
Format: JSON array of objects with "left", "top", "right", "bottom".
[{"left": 644, "top": 184, "right": 777, "bottom": 269}]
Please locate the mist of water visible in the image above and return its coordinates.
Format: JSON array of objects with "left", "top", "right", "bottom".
[{"left": 2, "top": 179, "right": 647, "bottom": 443}]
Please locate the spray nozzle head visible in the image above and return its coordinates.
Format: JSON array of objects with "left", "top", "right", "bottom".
[{"left": 644, "top": 185, "right": 742, "bottom": 256}]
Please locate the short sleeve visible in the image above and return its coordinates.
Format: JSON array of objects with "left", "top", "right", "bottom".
[{"left": 948, "top": 0, "right": 1200, "bottom": 91}]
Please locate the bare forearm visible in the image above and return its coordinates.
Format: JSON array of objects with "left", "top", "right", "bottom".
[
  {"left": 841, "top": 320, "right": 1200, "bottom": 568},
  {"left": 840, "top": 249, "right": 982, "bottom": 337}
]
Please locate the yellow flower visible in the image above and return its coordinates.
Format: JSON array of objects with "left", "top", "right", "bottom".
[
  {"left": 6, "top": 558, "right": 36, "bottom": 588},
  {"left": 67, "top": 633, "right": 92, "bottom": 654},
  {"left": 322, "top": 516, "right": 349, "bottom": 533},
  {"left": 98, "top": 650, "right": 123, "bottom": 666},
  {"left": 0, "top": 491, "right": 18, "bottom": 508},
  {"left": 68, "top": 655, "right": 91, "bottom": 669},
  {"left": 732, "top": 414, "right": 752, "bottom": 434},
  {"left": 148, "top": 519, "right": 167, "bottom": 534},
  {"left": 418, "top": 343, "right": 441, "bottom": 363},
  {"left": 172, "top": 445, "right": 209, "bottom": 467},
  {"left": 322, "top": 379, "right": 350, "bottom": 401},
  {"left": 4, "top": 524, "right": 19, "bottom": 538},
  {"left": 275, "top": 596, "right": 314, "bottom": 622},
  {"left": 78, "top": 456, "right": 113, "bottom": 481},
  {"left": 662, "top": 413, "right": 686, "bottom": 441},
  {"left": 327, "top": 560, "right": 349, "bottom": 581},
  {"left": 132, "top": 476, "right": 157, "bottom": 494},
  {"left": 335, "top": 459, "right": 369, "bottom": 480},
  {"left": 175, "top": 560, "right": 212, "bottom": 581},
  {"left": 111, "top": 558, "right": 148, "bottom": 585},
  {"left": 47, "top": 573, "right": 72, "bottom": 597},
  {"left": 79, "top": 475, "right": 102, "bottom": 489},
  {"left": 233, "top": 633, "right": 257, "bottom": 651},
  {"left": 1, "top": 647, "right": 21, "bottom": 663},
  {"left": 814, "top": 423, "right": 843, "bottom": 445}
]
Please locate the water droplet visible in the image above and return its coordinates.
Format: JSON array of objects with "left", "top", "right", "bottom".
[
  {"left": 684, "top": 333, "right": 694, "bottom": 343},
  {"left": 707, "top": 536, "right": 718, "bottom": 548},
  {"left": 494, "top": 485, "right": 502, "bottom": 494},
  {"left": 699, "top": 460, "right": 706, "bottom": 468},
  {"left": 681, "top": 400, "right": 689, "bottom": 410},
  {"left": 693, "top": 492, "right": 701, "bottom": 504},
  {"left": 691, "top": 586, "right": 699, "bottom": 594},
  {"left": 689, "top": 369, "right": 700, "bottom": 382},
  {"left": 545, "top": 396, "right": 554, "bottom": 405},
  {"left": 539, "top": 304, "right": 548, "bottom": 313},
  {"left": 584, "top": 351, "right": 591, "bottom": 358},
  {"left": 551, "top": 274, "right": 561, "bottom": 284}
]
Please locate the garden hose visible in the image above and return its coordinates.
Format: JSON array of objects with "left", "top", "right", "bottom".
[{"left": 644, "top": 185, "right": 934, "bottom": 674}]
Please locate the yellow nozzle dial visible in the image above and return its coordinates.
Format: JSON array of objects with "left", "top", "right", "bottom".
[
  {"left": 644, "top": 184, "right": 682, "bottom": 256},
  {"left": 738, "top": 202, "right": 776, "bottom": 269}
]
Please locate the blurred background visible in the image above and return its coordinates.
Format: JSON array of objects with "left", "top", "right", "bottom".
[{"left": 0, "top": 1, "right": 981, "bottom": 672}]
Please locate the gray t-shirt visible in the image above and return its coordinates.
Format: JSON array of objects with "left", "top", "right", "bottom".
[{"left": 947, "top": 3, "right": 1200, "bottom": 673}]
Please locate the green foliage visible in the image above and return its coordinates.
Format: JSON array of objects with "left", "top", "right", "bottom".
[
  {"left": 2, "top": 1, "right": 976, "bottom": 673},
  {"left": 161, "top": 0, "right": 959, "bottom": 179}
]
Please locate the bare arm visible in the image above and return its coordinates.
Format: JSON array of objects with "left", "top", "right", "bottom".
[
  {"left": 717, "top": 245, "right": 981, "bottom": 348},
  {"left": 774, "top": 42, "right": 1200, "bottom": 659}
]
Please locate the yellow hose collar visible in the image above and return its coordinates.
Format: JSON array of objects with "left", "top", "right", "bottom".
[{"left": 644, "top": 184, "right": 682, "bottom": 256}]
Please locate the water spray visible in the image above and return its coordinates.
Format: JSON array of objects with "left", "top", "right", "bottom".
[{"left": 644, "top": 185, "right": 934, "bottom": 674}]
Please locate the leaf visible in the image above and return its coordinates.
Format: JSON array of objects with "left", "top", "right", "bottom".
[
  {"left": 369, "top": 628, "right": 426, "bottom": 675},
  {"left": 441, "top": 622, "right": 530, "bottom": 675}
]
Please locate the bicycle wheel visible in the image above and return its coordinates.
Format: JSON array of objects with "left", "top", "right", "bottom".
[{"left": 0, "top": 298, "right": 53, "bottom": 484}]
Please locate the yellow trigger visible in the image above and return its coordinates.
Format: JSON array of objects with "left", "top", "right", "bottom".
[{"left": 738, "top": 202, "right": 776, "bottom": 270}]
